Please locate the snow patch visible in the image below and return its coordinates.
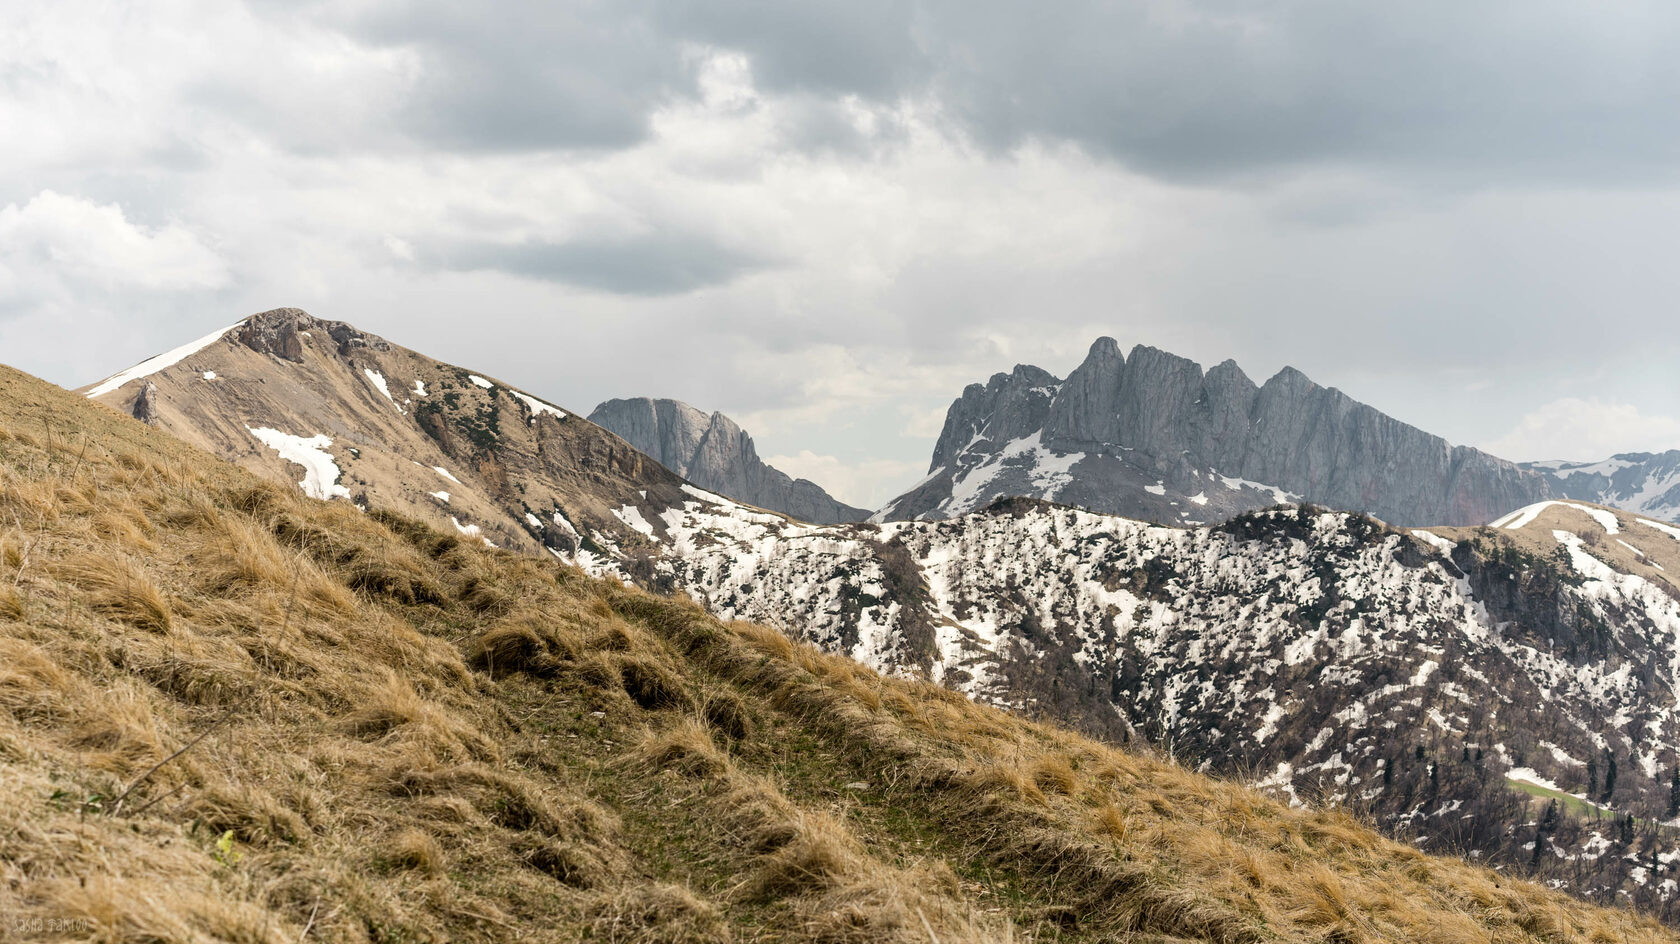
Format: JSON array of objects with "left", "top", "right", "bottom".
[
  {"left": 468, "top": 374, "right": 494, "bottom": 389},
  {"left": 508, "top": 389, "right": 567, "bottom": 423},
  {"left": 1411, "top": 530, "right": 1457, "bottom": 554},
  {"left": 246, "top": 426, "right": 351, "bottom": 501},
  {"left": 1637, "top": 518, "right": 1680, "bottom": 543},
  {"left": 1491, "top": 500, "right": 1619, "bottom": 534},
  {"left": 432, "top": 466, "right": 462, "bottom": 484},
  {"left": 613, "top": 505, "right": 656, "bottom": 537},
  {"left": 1505, "top": 768, "right": 1562, "bottom": 793},
  {"left": 363, "top": 369, "right": 404, "bottom": 414},
  {"left": 87, "top": 320, "right": 246, "bottom": 397}
]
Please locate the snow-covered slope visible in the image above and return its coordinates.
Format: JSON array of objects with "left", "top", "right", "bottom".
[
  {"left": 1527, "top": 453, "right": 1680, "bottom": 523},
  {"left": 599, "top": 491, "right": 1680, "bottom": 908}
]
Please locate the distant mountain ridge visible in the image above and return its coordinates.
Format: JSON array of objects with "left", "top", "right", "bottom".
[
  {"left": 879, "top": 337, "right": 1679, "bottom": 528},
  {"left": 1527, "top": 453, "right": 1680, "bottom": 523},
  {"left": 588, "top": 397, "right": 868, "bottom": 524}
]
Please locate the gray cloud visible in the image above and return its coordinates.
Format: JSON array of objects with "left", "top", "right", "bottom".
[
  {"left": 294, "top": 0, "right": 697, "bottom": 151},
  {"left": 224, "top": 1, "right": 1680, "bottom": 185},
  {"left": 9, "top": 0, "right": 1680, "bottom": 507},
  {"left": 439, "top": 233, "right": 773, "bottom": 295},
  {"left": 664, "top": 0, "right": 1680, "bottom": 184}
]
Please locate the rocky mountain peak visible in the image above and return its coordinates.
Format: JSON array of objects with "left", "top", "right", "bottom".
[
  {"left": 885, "top": 338, "right": 1564, "bottom": 527},
  {"left": 588, "top": 397, "right": 869, "bottom": 524},
  {"left": 234, "top": 308, "right": 389, "bottom": 363}
]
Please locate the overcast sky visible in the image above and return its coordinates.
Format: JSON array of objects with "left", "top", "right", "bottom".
[{"left": 5, "top": 1, "right": 1680, "bottom": 508}]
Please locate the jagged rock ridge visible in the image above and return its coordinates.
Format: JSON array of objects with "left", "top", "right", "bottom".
[
  {"left": 881, "top": 338, "right": 1561, "bottom": 527},
  {"left": 588, "top": 397, "right": 869, "bottom": 525}
]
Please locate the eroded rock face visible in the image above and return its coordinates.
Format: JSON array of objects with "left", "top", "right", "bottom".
[
  {"left": 589, "top": 397, "right": 870, "bottom": 524},
  {"left": 131, "top": 381, "right": 161, "bottom": 425},
  {"left": 233, "top": 308, "right": 388, "bottom": 364},
  {"left": 883, "top": 337, "right": 1559, "bottom": 527},
  {"left": 235, "top": 308, "right": 311, "bottom": 362}
]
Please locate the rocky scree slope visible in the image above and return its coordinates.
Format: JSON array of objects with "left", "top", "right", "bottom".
[
  {"left": 588, "top": 397, "right": 868, "bottom": 525},
  {"left": 878, "top": 338, "right": 1675, "bottom": 529},
  {"left": 82, "top": 308, "right": 712, "bottom": 572},
  {"left": 17, "top": 363, "right": 1680, "bottom": 942}
]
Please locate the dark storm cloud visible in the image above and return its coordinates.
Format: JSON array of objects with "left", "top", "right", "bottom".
[
  {"left": 659, "top": 0, "right": 1680, "bottom": 184},
  {"left": 278, "top": 1, "right": 1680, "bottom": 183},
  {"left": 439, "top": 232, "right": 774, "bottom": 295},
  {"left": 312, "top": 0, "right": 698, "bottom": 151},
  {"left": 655, "top": 0, "right": 931, "bottom": 100}
]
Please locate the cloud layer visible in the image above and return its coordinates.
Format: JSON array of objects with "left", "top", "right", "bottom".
[{"left": 4, "top": 0, "right": 1680, "bottom": 506}]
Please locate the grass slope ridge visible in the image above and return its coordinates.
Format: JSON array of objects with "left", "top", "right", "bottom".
[{"left": 1, "top": 363, "right": 1672, "bottom": 943}]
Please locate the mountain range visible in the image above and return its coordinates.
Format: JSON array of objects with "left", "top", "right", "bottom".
[
  {"left": 78, "top": 307, "right": 1680, "bottom": 916},
  {"left": 880, "top": 337, "right": 1680, "bottom": 528},
  {"left": 13, "top": 359, "right": 1677, "bottom": 942}
]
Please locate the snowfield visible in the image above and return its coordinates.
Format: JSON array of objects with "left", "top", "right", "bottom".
[
  {"left": 86, "top": 320, "right": 247, "bottom": 398},
  {"left": 245, "top": 426, "right": 352, "bottom": 501}
]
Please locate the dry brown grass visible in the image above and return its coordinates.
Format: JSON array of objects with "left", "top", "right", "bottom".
[
  {"left": 0, "top": 361, "right": 1674, "bottom": 943},
  {"left": 52, "top": 551, "right": 172, "bottom": 633}
]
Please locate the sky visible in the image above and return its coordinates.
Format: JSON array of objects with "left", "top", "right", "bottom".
[{"left": 4, "top": 1, "right": 1680, "bottom": 509}]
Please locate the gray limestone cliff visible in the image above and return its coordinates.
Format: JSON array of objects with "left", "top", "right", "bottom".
[
  {"left": 883, "top": 338, "right": 1560, "bottom": 527},
  {"left": 588, "top": 397, "right": 871, "bottom": 525}
]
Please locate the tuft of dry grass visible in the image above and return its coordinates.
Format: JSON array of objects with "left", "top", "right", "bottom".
[
  {"left": 629, "top": 718, "right": 729, "bottom": 778},
  {"left": 0, "top": 584, "right": 21, "bottom": 622},
  {"left": 53, "top": 551, "right": 172, "bottom": 632},
  {"left": 386, "top": 827, "right": 445, "bottom": 875},
  {"left": 587, "top": 883, "right": 734, "bottom": 944}
]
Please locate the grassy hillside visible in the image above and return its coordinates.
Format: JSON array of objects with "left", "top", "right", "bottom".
[{"left": 0, "top": 363, "right": 1674, "bottom": 943}]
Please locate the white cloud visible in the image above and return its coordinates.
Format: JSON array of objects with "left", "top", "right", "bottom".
[
  {"left": 0, "top": 191, "right": 228, "bottom": 294},
  {"left": 1482, "top": 398, "right": 1680, "bottom": 462},
  {"left": 3, "top": 0, "right": 1680, "bottom": 486},
  {"left": 763, "top": 450, "right": 926, "bottom": 511}
]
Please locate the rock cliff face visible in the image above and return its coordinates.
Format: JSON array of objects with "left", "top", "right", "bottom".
[
  {"left": 883, "top": 338, "right": 1560, "bottom": 527},
  {"left": 588, "top": 397, "right": 869, "bottom": 524}
]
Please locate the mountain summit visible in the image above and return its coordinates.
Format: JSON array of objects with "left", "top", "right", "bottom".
[
  {"left": 880, "top": 338, "right": 1679, "bottom": 527},
  {"left": 588, "top": 398, "right": 868, "bottom": 524}
]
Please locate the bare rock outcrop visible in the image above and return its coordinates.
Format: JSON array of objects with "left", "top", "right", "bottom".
[
  {"left": 883, "top": 337, "right": 1560, "bottom": 527},
  {"left": 588, "top": 397, "right": 870, "bottom": 524}
]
